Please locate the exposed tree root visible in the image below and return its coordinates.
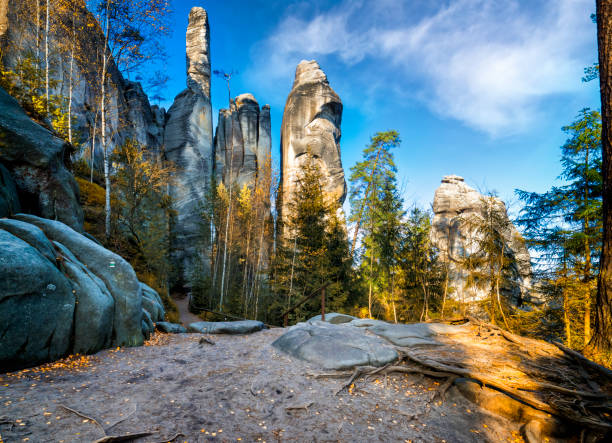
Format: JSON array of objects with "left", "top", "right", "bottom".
[{"left": 92, "top": 432, "right": 153, "bottom": 442}]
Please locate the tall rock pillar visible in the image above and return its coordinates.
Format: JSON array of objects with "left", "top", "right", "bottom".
[
  {"left": 164, "top": 7, "right": 213, "bottom": 287},
  {"left": 280, "top": 60, "right": 346, "bottom": 224},
  {"left": 213, "top": 93, "right": 271, "bottom": 189}
]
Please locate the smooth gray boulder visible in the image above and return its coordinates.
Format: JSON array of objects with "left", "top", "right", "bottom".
[
  {"left": 214, "top": 94, "right": 271, "bottom": 190},
  {"left": 14, "top": 214, "right": 144, "bottom": 347},
  {"left": 141, "top": 288, "right": 165, "bottom": 322},
  {"left": 0, "top": 87, "right": 83, "bottom": 230},
  {"left": 280, "top": 60, "right": 346, "bottom": 224},
  {"left": 0, "top": 230, "right": 74, "bottom": 370},
  {"left": 308, "top": 312, "right": 357, "bottom": 324},
  {"left": 359, "top": 322, "right": 467, "bottom": 347},
  {"left": 156, "top": 322, "right": 187, "bottom": 334},
  {"left": 272, "top": 322, "right": 398, "bottom": 370},
  {"left": 141, "top": 282, "right": 164, "bottom": 307},
  {"left": 0, "top": 163, "right": 20, "bottom": 217},
  {"left": 61, "top": 259, "right": 114, "bottom": 354},
  {"left": 142, "top": 309, "right": 154, "bottom": 339},
  {"left": 164, "top": 6, "right": 213, "bottom": 287},
  {"left": 0, "top": 218, "right": 57, "bottom": 264},
  {"left": 188, "top": 320, "right": 265, "bottom": 335}
]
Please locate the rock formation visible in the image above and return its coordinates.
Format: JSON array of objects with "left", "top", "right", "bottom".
[
  {"left": 280, "top": 60, "right": 346, "bottom": 221},
  {"left": 0, "top": 0, "right": 165, "bottom": 168},
  {"left": 163, "top": 7, "right": 214, "bottom": 286},
  {"left": 214, "top": 93, "right": 271, "bottom": 189},
  {"left": 430, "top": 175, "right": 532, "bottom": 305},
  {"left": 0, "top": 87, "right": 83, "bottom": 230},
  {"left": 0, "top": 214, "right": 164, "bottom": 371}
]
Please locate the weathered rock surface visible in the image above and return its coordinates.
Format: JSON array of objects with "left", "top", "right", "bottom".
[
  {"left": 430, "top": 175, "right": 532, "bottom": 304},
  {"left": 0, "top": 0, "right": 164, "bottom": 168},
  {"left": 0, "top": 230, "right": 74, "bottom": 370},
  {"left": 214, "top": 94, "right": 271, "bottom": 189},
  {"left": 356, "top": 321, "right": 465, "bottom": 347},
  {"left": 164, "top": 6, "right": 214, "bottom": 286},
  {"left": 156, "top": 322, "right": 187, "bottom": 334},
  {"left": 1, "top": 215, "right": 167, "bottom": 369},
  {"left": 188, "top": 320, "right": 265, "bottom": 335},
  {"left": 307, "top": 312, "right": 356, "bottom": 324},
  {"left": 0, "top": 87, "right": 83, "bottom": 230},
  {"left": 280, "top": 60, "right": 346, "bottom": 221},
  {"left": 272, "top": 322, "right": 398, "bottom": 370},
  {"left": 0, "top": 163, "right": 20, "bottom": 217},
  {"left": 14, "top": 214, "right": 144, "bottom": 347}
]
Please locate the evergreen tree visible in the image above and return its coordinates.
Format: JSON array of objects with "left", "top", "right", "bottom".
[{"left": 517, "top": 108, "right": 602, "bottom": 348}]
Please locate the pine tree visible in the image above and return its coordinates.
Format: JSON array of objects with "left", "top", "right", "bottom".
[{"left": 517, "top": 108, "right": 602, "bottom": 348}]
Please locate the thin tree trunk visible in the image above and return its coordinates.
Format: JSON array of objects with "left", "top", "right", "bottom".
[
  {"left": 101, "top": 0, "right": 111, "bottom": 240},
  {"left": 36, "top": 0, "right": 40, "bottom": 63},
  {"left": 368, "top": 247, "right": 373, "bottom": 318},
  {"left": 44, "top": 0, "right": 49, "bottom": 116},
  {"left": 68, "top": 9, "right": 75, "bottom": 144},
  {"left": 287, "top": 235, "right": 297, "bottom": 309},
  {"left": 219, "top": 102, "right": 235, "bottom": 311}
]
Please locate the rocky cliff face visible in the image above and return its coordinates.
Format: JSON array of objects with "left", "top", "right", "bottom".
[
  {"left": 430, "top": 175, "right": 532, "bottom": 305},
  {"left": 0, "top": 87, "right": 83, "bottom": 230},
  {"left": 0, "top": 0, "right": 164, "bottom": 166},
  {"left": 280, "top": 60, "right": 346, "bottom": 221},
  {"left": 163, "top": 7, "right": 214, "bottom": 286},
  {"left": 214, "top": 93, "right": 271, "bottom": 189}
]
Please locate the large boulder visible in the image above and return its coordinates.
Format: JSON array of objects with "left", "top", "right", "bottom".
[
  {"left": 188, "top": 320, "right": 265, "bottom": 335},
  {"left": 307, "top": 312, "right": 357, "bottom": 325},
  {"left": 272, "top": 322, "right": 398, "bottom": 370},
  {"left": 280, "top": 60, "right": 346, "bottom": 223},
  {"left": 0, "top": 87, "right": 83, "bottom": 230},
  {"left": 430, "top": 175, "right": 533, "bottom": 304},
  {"left": 0, "top": 163, "right": 20, "bottom": 217},
  {"left": 214, "top": 94, "right": 271, "bottom": 190},
  {"left": 0, "top": 218, "right": 57, "bottom": 264},
  {"left": 53, "top": 241, "right": 114, "bottom": 354},
  {"left": 164, "top": 6, "right": 214, "bottom": 287},
  {"left": 0, "top": 230, "right": 74, "bottom": 370},
  {"left": 14, "top": 214, "right": 144, "bottom": 347},
  {"left": 355, "top": 321, "right": 466, "bottom": 347}
]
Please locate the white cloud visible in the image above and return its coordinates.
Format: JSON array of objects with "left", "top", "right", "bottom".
[{"left": 248, "top": 0, "right": 596, "bottom": 136}]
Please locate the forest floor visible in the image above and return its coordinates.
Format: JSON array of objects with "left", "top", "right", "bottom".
[
  {"left": 0, "top": 329, "right": 525, "bottom": 443},
  {"left": 173, "top": 295, "right": 203, "bottom": 326}
]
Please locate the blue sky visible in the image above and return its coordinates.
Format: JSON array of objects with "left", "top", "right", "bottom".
[{"left": 159, "top": 0, "right": 601, "bottom": 215}]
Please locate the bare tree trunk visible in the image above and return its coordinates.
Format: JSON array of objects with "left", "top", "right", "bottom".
[
  {"left": 589, "top": 0, "right": 612, "bottom": 357},
  {"left": 36, "top": 0, "right": 40, "bottom": 63},
  {"left": 68, "top": 8, "right": 75, "bottom": 144},
  {"left": 368, "top": 247, "right": 373, "bottom": 318},
  {"left": 101, "top": 0, "right": 111, "bottom": 240},
  {"left": 287, "top": 235, "right": 297, "bottom": 309},
  {"left": 44, "top": 0, "right": 49, "bottom": 115},
  {"left": 219, "top": 102, "right": 235, "bottom": 311}
]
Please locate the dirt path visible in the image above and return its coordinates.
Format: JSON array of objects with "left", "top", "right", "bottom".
[
  {"left": 0, "top": 330, "right": 522, "bottom": 442},
  {"left": 173, "top": 295, "right": 203, "bottom": 326}
]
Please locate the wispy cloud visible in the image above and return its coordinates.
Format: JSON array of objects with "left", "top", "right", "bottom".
[{"left": 247, "top": 0, "right": 596, "bottom": 136}]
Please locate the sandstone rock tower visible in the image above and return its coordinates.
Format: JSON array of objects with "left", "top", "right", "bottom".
[
  {"left": 430, "top": 175, "right": 532, "bottom": 305},
  {"left": 280, "top": 60, "right": 346, "bottom": 222},
  {"left": 163, "top": 7, "right": 214, "bottom": 285},
  {"left": 214, "top": 93, "right": 271, "bottom": 189}
]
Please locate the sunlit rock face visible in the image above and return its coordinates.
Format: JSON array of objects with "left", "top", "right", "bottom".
[
  {"left": 280, "top": 60, "right": 346, "bottom": 222},
  {"left": 430, "top": 175, "right": 533, "bottom": 305},
  {"left": 163, "top": 7, "right": 214, "bottom": 286},
  {"left": 214, "top": 93, "right": 271, "bottom": 190}
]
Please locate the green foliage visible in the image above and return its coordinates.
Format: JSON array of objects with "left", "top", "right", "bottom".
[
  {"left": 272, "top": 152, "right": 353, "bottom": 324},
  {"left": 517, "top": 108, "right": 602, "bottom": 348},
  {"left": 0, "top": 53, "right": 74, "bottom": 141},
  {"left": 109, "top": 139, "right": 175, "bottom": 295}
]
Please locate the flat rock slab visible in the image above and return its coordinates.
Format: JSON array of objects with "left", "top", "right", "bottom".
[
  {"left": 307, "top": 312, "right": 357, "bottom": 324},
  {"left": 356, "top": 321, "right": 468, "bottom": 347},
  {"left": 188, "top": 320, "right": 265, "bottom": 335},
  {"left": 156, "top": 322, "right": 187, "bottom": 334},
  {"left": 272, "top": 322, "right": 398, "bottom": 370}
]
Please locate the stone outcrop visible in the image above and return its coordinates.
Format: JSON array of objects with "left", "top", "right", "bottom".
[
  {"left": 0, "top": 163, "right": 20, "bottom": 217},
  {"left": 0, "top": 214, "right": 165, "bottom": 370},
  {"left": 0, "top": 87, "right": 83, "bottom": 230},
  {"left": 430, "top": 175, "right": 532, "bottom": 305},
  {"left": 280, "top": 60, "right": 346, "bottom": 221},
  {"left": 0, "top": 0, "right": 164, "bottom": 168},
  {"left": 214, "top": 94, "right": 271, "bottom": 189},
  {"left": 163, "top": 6, "right": 214, "bottom": 286}
]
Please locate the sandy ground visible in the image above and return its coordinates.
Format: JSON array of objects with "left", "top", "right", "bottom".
[
  {"left": 0, "top": 330, "right": 523, "bottom": 443},
  {"left": 173, "top": 296, "right": 202, "bottom": 326}
]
